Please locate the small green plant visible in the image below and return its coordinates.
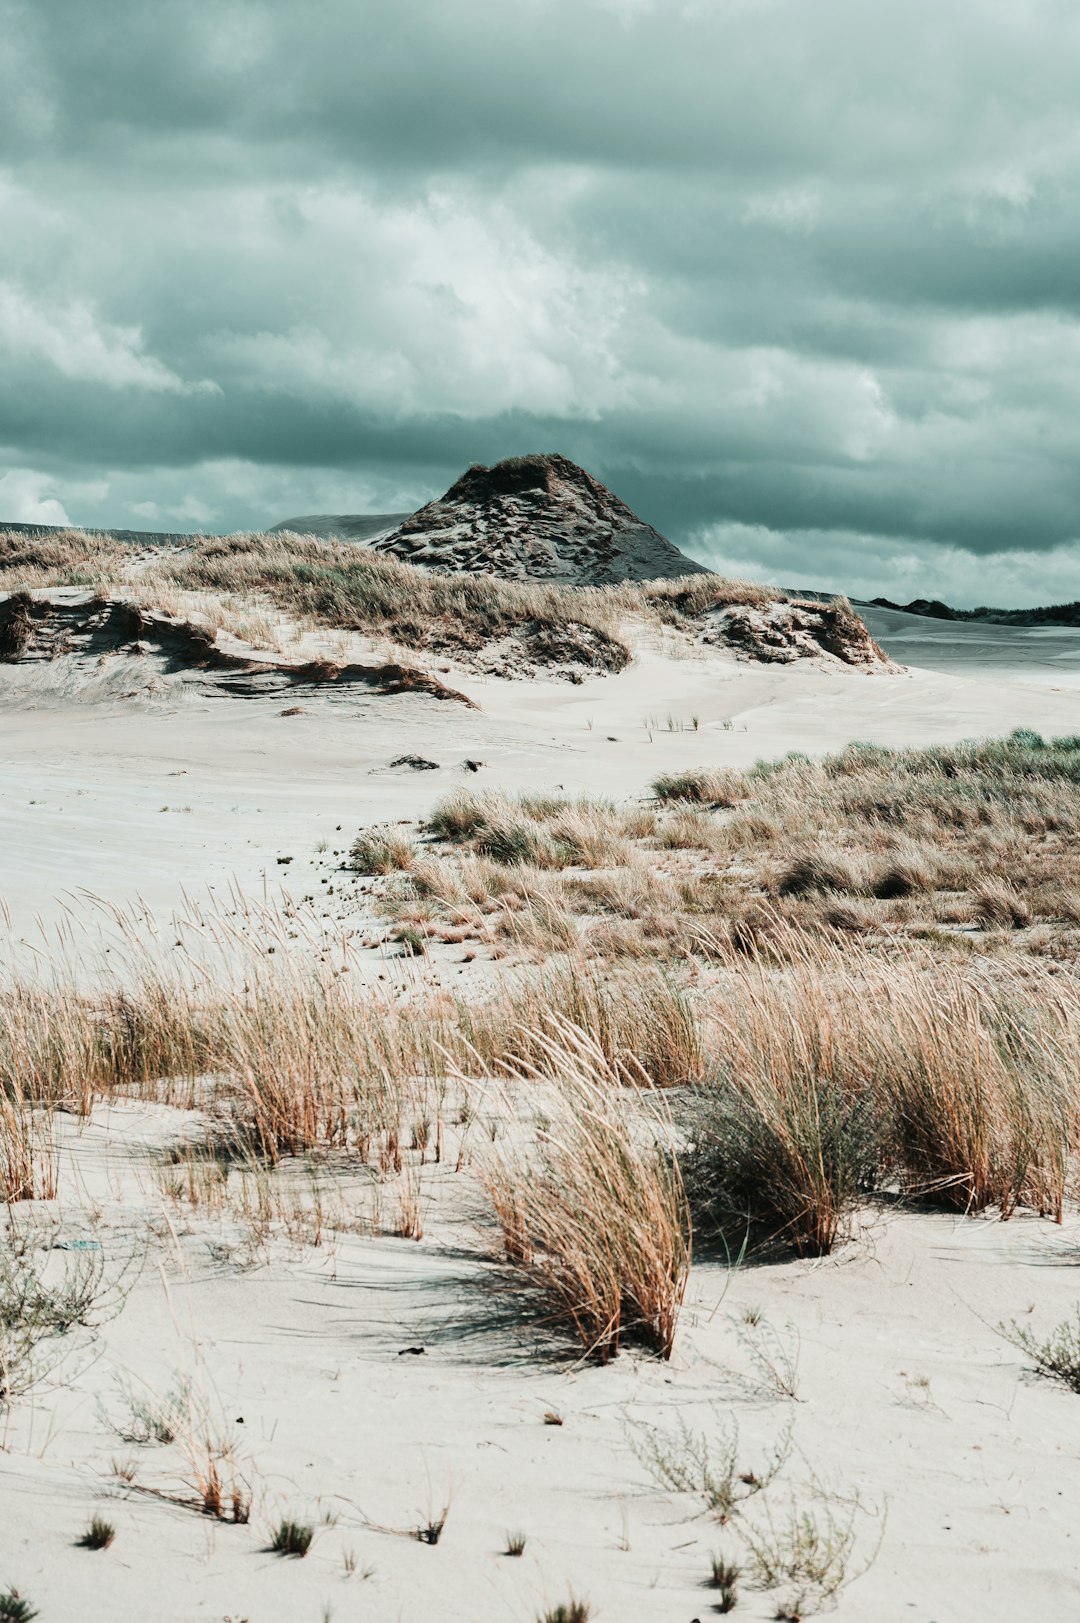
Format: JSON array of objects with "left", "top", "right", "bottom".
[
  {"left": 709, "top": 1553, "right": 740, "bottom": 1611},
  {"left": 505, "top": 1530, "right": 527, "bottom": 1556},
  {"left": 270, "top": 1518, "right": 314, "bottom": 1557},
  {"left": 633, "top": 1416, "right": 791, "bottom": 1524},
  {"left": 742, "top": 1490, "right": 880, "bottom": 1615},
  {"left": 395, "top": 923, "right": 427, "bottom": 957},
  {"left": 0, "top": 1592, "right": 38, "bottom": 1623},
  {"left": 77, "top": 1515, "right": 115, "bottom": 1550},
  {"left": 734, "top": 1316, "right": 801, "bottom": 1401},
  {"left": 538, "top": 1598, "right": 590, "bottom": 1623},
  {"left": 1002, "top": 1307, "right": 1080, "bottom": 1391},
  {"left": 106, "top": 1372, "right": 192, "bottom": 1444},
  {"left": 0, "top": 1241, "right": 131, "bottom": 1405},
  {"left": 0, "top": 1245, "right": 109, "bottom": 1337}
]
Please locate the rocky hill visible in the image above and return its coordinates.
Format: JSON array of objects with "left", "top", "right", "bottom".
[{"left": 362, "top": 454, "right": 708, "bottom": 584}]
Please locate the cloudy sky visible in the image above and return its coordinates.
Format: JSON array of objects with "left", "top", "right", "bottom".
[{"left": 3, "top": 0, "right": 1080, "bottom": 604}]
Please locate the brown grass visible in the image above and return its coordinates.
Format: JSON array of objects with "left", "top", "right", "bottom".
[
  {"left": 368, "top": 734, "right": 1080, "bottom": 968},
  {"left": 684, "top": 944, "right": 1080, "bottom": 1251},
  {"left": 483, "top": 1022, "right": 690, "bottom": 1361}
]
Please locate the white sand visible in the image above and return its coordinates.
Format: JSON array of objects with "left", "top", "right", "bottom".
[
  {"left": 4, "top": 611, "right": 1080, "bottom": 1620},
  {"left": 3, "top": 1103, "right": 1080, "bottom": 1621}
]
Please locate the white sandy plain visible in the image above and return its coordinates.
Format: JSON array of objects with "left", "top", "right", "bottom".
[{"left": 3, "top": 605, "right": 1080, "bottom": 1621}]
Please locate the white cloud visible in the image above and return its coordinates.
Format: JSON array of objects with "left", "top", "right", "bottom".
[
  {"left": 206, "top": 186, "right": 641, "bottom": 421},
  {"left": 0, "top": 467, "right": 71, "bottom": 525},
  {"left": 689, "top": 520, "right": 1080, "bottom": 609},
  {"left": 0, "top": 282, "right": 216, "bottom": 393}
]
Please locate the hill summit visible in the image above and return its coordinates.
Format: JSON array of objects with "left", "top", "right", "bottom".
[{"left": 368, "top": 453, "right": 708, "bottom": 584}]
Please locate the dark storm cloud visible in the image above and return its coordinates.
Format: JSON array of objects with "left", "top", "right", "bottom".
[{"left": 3, "top": 0, "right": 1080, "bottom": 602}]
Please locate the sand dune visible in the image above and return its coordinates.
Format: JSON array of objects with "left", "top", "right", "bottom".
[{"left": 4, "top": 574, "right": 1080, "bottom": 1622}]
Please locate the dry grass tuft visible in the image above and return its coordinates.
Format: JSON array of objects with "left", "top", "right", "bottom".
[
  {"left": 349, "top": 830, "right": 416, "bottom": 874},
  {"left": 652, "top": 767, "right": 750, "bottom": 806},
  {"left": 269, "top": 1517, "right": 314, "bottom": 1557},
  {"left": 483, "top": 1022, "right": 690, "bottom": 1361},
  {"left": 680, "top": 945, "right": 1080, "bottom": 1248},
  {"left": 683, "top": 962, "right": 884, "bottom": 1256},
  {"left": 537, "top": 1597, "right": 591, "bottom": 1623}
]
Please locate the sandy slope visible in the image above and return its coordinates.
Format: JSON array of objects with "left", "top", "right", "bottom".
[{"left": 1, "top": 615, "right": 1076, "bottom": 953}]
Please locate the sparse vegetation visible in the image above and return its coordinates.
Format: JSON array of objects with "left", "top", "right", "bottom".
[
  {"left": 0, "top": 526, "right": 791, "bottom": 680},
  {"left": 505, "top": 1530, "right": 527, "bottom": 1556},
  {"left": 357, "top": 732, "right": 1080, "bottom": 981}
]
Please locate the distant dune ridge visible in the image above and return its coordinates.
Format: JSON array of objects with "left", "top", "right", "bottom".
[
  {"left": 871, "top": 594, "right": 1080, "bottom": 627},
  {"left": 278, "top": 453, "right": 711, "bottom": 584},
  {"left": 268, "top": 513, "right": 411, "bottom": 543}
]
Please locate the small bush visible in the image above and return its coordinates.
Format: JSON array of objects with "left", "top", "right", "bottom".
[
  {"left": 476, "top": 819, "right": 549, "bottom": 866},
  {"left": 505, "top": 1530, "right": 527, "bottom": 1556},
  {"left": 634, "top": 1415, "right": 789, "bottom": 1524},
  {"left": 395, "top": 923, "right": 428, "bottom": 957},
  {"left": 870, "top": 856, "right": 935, "bottom": 899},
  {"left": 0, "top": 1592, "right": 37, "bottom": 1623},
  {"left": 973, "top": 881, "right": 1031, "bottom": 929},
  {"left": 776, "top": 852, "right": 860, "bottom": 898},
  {"left": 742, "top": 1493, "right": 870, "bottom": 1614},
  {"left": 682, "top": 1072, "right": 881, "bottom": 1257},
  {"left": 681, "top": 966, "right": 883, "bottom": 1255},
  {"left": 424, "top": 792, "right": 492, "bottom": 843}
]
